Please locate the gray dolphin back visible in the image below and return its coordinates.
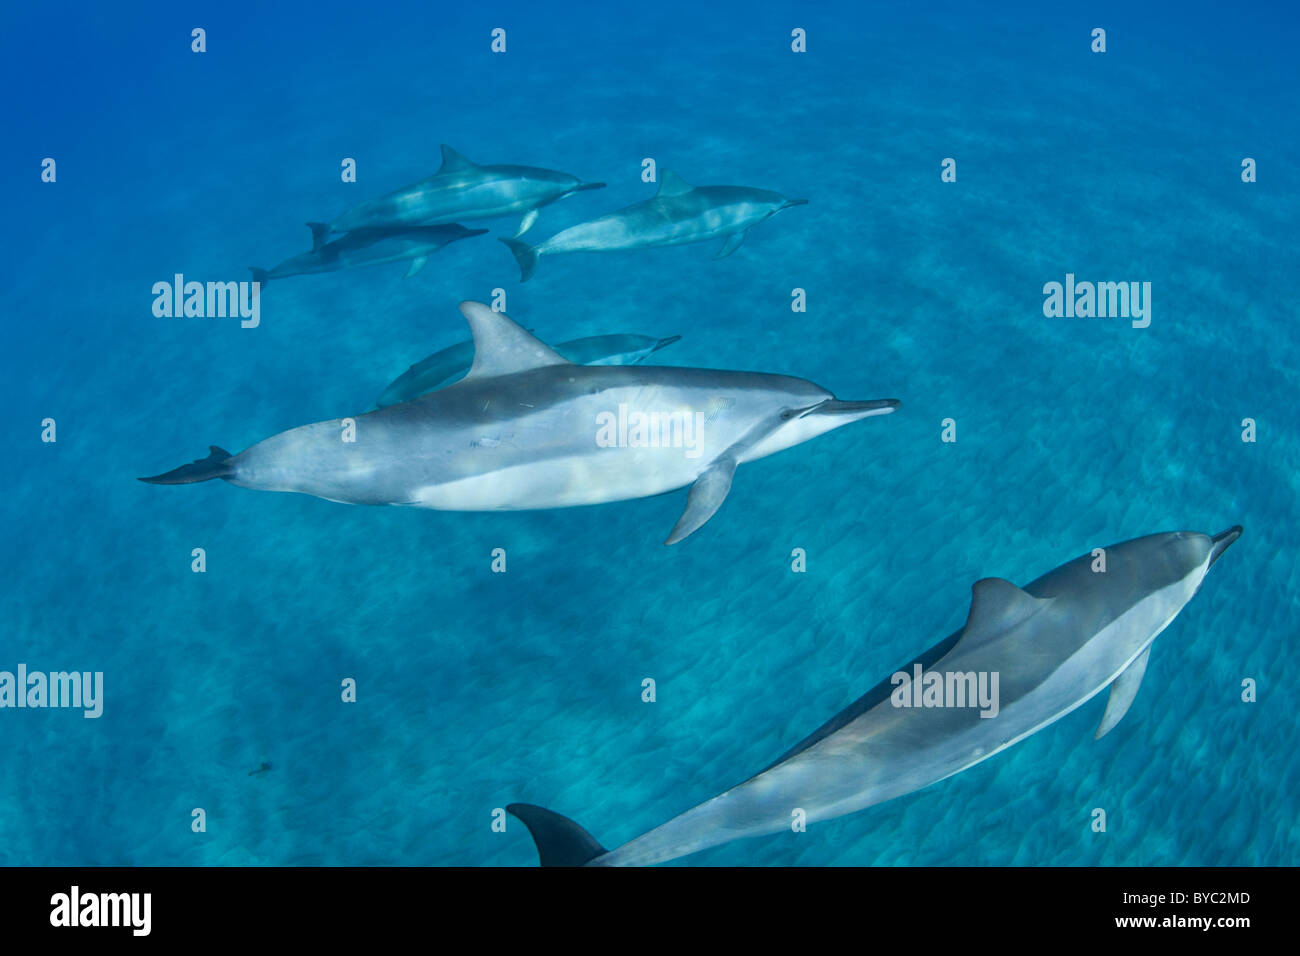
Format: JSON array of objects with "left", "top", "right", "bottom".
[
  {"left": 376, "top": 332, "right": 681, "bottom": 406},
  {"left": 377, "top": 341, "right": 479, "bottom": 406}
]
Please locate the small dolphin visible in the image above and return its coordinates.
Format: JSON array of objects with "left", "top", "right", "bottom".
[
  {"left": 139, "top": 301, "right": 897, "bottom": 545},
  {"left": 499, "top": 170, "right": 807, "bottom": 281},
  {"left": 508, "top": 527, "right": 1243, "bottom": 865},
  {"left": 249, "top": 223, "right": 486, "bottom": 285},
  {"left": 376, "top": 332, "right": 683, "bottom": 407},
  {"left": 328, "top": 145, "right": 605, "bottom": 238}
]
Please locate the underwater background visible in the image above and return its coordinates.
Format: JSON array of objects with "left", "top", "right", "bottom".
[{"left": 1, "top": 0, "right": 1296, "bottom": 866}]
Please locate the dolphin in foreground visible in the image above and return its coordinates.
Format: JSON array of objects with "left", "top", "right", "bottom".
[
  {"left": 138, "top": 301, "right": 898, "bottom": 545},
  {"left": 327, "top": 145, "right": 605, "bottom": 238},
  {"left": 376, "top": 332, "right": 683, "bottom": 407},
  {"left": 249, "top": 223, "right": 487, "bottom": 285},
  {"left": 499, "top": 170, "right": 808, "bottom": 281},
  {"left": 508, "top": 526, "right": 1243, "bottom": 864}
]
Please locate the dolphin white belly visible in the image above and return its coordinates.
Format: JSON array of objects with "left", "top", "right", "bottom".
[{"left": 409, "top": 451, "right": 703, "bottom": 510}]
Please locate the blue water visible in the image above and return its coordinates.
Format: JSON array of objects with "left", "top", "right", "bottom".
[{"left": 2, "top": 0, "right": 1296, "bottom": 866}]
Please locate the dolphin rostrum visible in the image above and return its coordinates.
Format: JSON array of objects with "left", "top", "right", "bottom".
[
  {"left": 499, "top": 170, "right": 808, "bottom": 281},
  {"left": 376, "top": 331, "right": 683, "bottom": 407},
  {"left": 249, "top": 223, "right": 486, "bottom": 285},
  {"left": 508, "top": 526, "right": 1243, "bottom": 864},
  {"left": 327, "top": 145, "right": 605, "bottom": 238},
  {"left": 139, "top": 301, "right": 898, "bottom": 545}
]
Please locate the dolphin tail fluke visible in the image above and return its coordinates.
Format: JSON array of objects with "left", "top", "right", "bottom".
[
  {"left": 138, "top": 446, "right": 234, "bottom": 485},
  {"left": 506, "top": 804, "right": 608, "bottom": 866},
  {"left": 249, "top": 267, "right": 270, "bottom": 287},
  {"left": 499, "top": 237, "right": 540, "bottom": 282}
]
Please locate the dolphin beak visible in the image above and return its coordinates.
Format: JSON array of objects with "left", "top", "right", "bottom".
[
  {"left": 801, "top": 398, "right": 900, "bottom": 421},
  {"left": 574, "top": 182, "right": 606, "bottom": 192},
  {"left": 651, "top": 335, "right": 682, "bottom": 353},
  {"left": 1208, "top": 525, "right": 1243, "bottom": 567},
  {"left": 781, "top": 199, "right": 809, "bottom": 209}
]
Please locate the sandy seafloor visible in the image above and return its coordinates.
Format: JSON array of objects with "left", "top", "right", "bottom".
[{"left": 1, "top": 1, "right": 1296, "bottom": 865}]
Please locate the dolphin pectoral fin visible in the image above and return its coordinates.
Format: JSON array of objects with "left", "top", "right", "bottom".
[
  {"left": 666, "top": 458, "right": 737, "bottom": 545},
  {"left": 507, "top": 804, "right": 608, "bottom": 867},
  {"left": 714, "top": 231, "right": 747, "bottom": 259},
  {"left": 959, "top": 578, "right": 1053, "bottom": 648},
  {"left": 437, "top": 144, "right": 476, "bottom": 173},
  {"left": 306, "top": 222, "right": 330, "bottom": 253},
  {"left": 1095, "top": 646, "right": 1151, "bottom": 740},
  {"left": 403, "top": 256, "right": 429, "bottom": 278},
  {"left": 514, "top": 209, "right": 540, "bottom": 238},
  {"left": 458, "top": 301, "right": 572, "bottom": 380}
]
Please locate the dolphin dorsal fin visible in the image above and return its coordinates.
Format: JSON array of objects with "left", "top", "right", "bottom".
[
  {"left": 960, "top": 578, "right": 1052, "bottom": 646},
  {"left": 655, "top": 170, "right": 694, "bottom": 197},
  {"left": 306, "top": 222, "right": 330, "bottom": 253},
  {"left": 457, "top": 301, "right": 572, "bottom": 380},
  {"left": 438, "top": 145, "right": 477, "bottom": 173}
]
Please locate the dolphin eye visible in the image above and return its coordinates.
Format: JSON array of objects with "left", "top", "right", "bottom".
[{"left": 780, "top": 409, "right": 794, "bottom": 421}]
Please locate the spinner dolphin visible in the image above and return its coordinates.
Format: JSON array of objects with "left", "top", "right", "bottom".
[
  {"left": 140, "top": 301, "right": 898, "bottom": 545},
  {"left": 500, "top": 170, "right": 807, "bottom": 280},
  {"left": 509, "top": 527, "right": 1242, "bottom": 863}
]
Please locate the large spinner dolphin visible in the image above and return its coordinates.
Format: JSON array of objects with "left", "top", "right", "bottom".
[
  {"left": 140, "top": 301, "right": 899, "bottom": 545},
  {"left": 509, "top": 527, "right": 1242, "bottom": 863}
]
